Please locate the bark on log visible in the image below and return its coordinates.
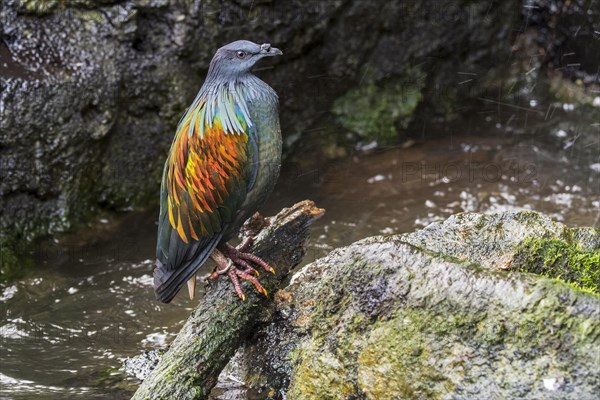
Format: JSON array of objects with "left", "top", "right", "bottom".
[{"left": 131, "top": 200, "right": 325, "bottom": 400}]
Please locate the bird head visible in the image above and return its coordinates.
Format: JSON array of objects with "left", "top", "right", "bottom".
[{"left": 207, "top": 40, "right": 283, "bottom": 81}]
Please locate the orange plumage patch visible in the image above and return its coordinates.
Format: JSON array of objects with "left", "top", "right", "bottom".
[{"left": 166, "top": 103, "right": 249, "bottom": 243}]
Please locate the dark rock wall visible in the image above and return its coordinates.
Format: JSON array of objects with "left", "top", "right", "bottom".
[{"left": 1, "top": 0, "right": 519, "bottom": 259}]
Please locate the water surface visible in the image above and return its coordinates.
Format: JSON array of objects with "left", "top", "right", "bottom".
[{"left": 1, "top": 105, "right": 598, "bottom": 399}]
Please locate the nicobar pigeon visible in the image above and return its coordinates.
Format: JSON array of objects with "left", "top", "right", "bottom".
[{"left": 154, "top": 40, "right": 283, "bottom": 303}]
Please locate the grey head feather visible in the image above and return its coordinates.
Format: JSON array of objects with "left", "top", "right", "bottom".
[{"left": 186, "top": 40, "right": 281, "bottom": 136}]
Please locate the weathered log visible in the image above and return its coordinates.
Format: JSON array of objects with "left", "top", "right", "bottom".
[{"left": 131, "top": 200, "right": 325, "bottom": 400}]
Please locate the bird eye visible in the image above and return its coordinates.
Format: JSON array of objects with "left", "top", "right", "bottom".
[{"left": 236, "top": 51, "right": 246, "bottom": 59}]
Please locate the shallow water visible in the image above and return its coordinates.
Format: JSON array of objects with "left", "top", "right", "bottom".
[{"left": 1, "top": 105, "right": 598, "bottom": 398}]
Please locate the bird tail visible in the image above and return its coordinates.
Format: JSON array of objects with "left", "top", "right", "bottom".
[{"left": 153, "top": 236, "right": 221, "bottom": 303}]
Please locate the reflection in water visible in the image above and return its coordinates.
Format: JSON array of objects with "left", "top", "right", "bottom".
[{"left": 1, "top": 108, "right": 598, "bottom": 398}]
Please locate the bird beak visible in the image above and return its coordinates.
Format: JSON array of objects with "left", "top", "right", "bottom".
[{"left": 260, "top": 43, "right": 283, "bottom": 57}]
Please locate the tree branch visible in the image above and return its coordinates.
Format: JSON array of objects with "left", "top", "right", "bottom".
[{"left": 131, "top": 200, "right": 325, "bottom": 399}]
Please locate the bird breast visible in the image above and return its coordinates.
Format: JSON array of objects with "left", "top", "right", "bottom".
[{"left": 224, "top": 98, "right": 282, "bottom": 241}]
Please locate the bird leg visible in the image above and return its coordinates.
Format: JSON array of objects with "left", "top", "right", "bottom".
[
  {"left": 205, "top": 240, "right": 275, "bottom": 300},
  {"left": 208, "top": 248, "right": 233, "bottom": 278}
]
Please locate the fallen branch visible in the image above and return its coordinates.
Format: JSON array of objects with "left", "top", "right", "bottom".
[{"left": 131, "top": 200, "right": 325, "bottom": 399}]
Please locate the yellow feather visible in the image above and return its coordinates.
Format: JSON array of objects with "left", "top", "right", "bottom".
[
  {"left": 176, "top": 213, "right": 188, "bottom": 243},
  {"left": 168, "top": 197, "right": 176, "bottom": 228}
]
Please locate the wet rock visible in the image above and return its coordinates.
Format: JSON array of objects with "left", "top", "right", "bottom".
[
  {"left": 123, "top": 350, "right": 163, "bottom": 381},
  {"left": 332, "top": 66, "right": 426, "bottom": 144},
  {"left": 226, "top": 211, "right": 599, "bottom": 399},
  {"left": 1, "top": 0, "right": 518, "bottom": 270}
]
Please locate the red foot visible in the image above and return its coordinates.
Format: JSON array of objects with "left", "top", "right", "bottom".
[{"left": 208, "top": 238, "right": 275, "bottom": 300}]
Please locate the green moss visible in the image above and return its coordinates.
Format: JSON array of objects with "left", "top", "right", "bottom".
[
  {"left": 289, "top": 290, "right": 598, "bottom": 399},
  {"left": 78, "top": 9, "right": 105, "bottom": 23},
  {"left": 18, "top": 0, "right": 59, "bottom": 13},
  {"left": 510, "top": 279, "right": 599, "bottom": 360},
  {"left": 357, "top": 310, "right": 456, "bottom": 400},
  {"left": 287, "top": 339, "right": 357, "bottom": 399},
  {"left": 515, "top": 237, "right": 600, "bottom": 294},
  {"left": 18, "top": 0, "right": 117, "bottom": 14},
  {"left": 332, "top": 66, "right": 426, "bottom": 144}
]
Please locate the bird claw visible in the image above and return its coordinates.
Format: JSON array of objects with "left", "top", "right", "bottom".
[
  {"left": 209, "top": 241, "right": 274, "bottom": 300},
  {"left": 228, "top": 267, "right": 267, "bottom": 299},
  {"left": 222, "top": 242, "right": 275, "bottom": 276}
]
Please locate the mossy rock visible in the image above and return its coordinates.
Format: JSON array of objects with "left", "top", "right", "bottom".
[
  {"left": 226, "top": 211, "right": 599, "bottom": 399},
  {"left": 332, "top": 66, "right": 426, "bottom": 144},
  {"left": 515, "top": 237, "right": 599, "bottom": 294},
  {"left": 400, "top": 210, "right": 599, "bottom": 294}
]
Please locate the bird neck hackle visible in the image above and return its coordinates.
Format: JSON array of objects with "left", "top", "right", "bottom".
[{"left": 179, "top": 72, "right": 278, "bottom": 139}]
